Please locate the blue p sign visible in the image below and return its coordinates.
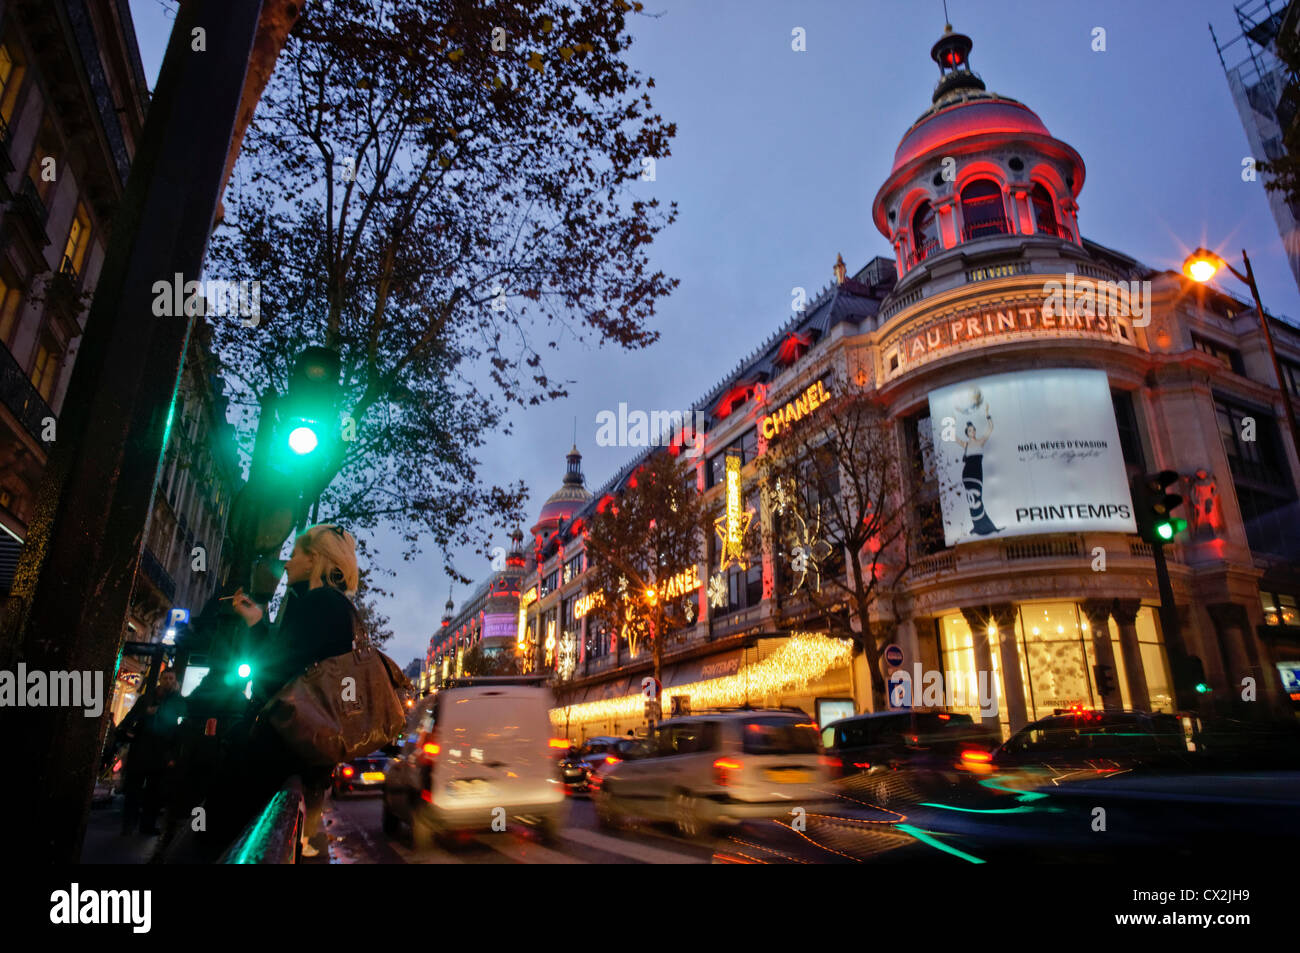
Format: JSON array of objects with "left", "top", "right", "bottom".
[{"left": 169, "top": 608, "right": 190, "bottom": 627}]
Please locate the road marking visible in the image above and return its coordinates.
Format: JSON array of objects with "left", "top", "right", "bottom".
[
  {"left": 560, "top": 826, "right": 708, "bottom": 865},
  {"left": 473, "top": 832, "right": 586, "bottom": 864}
]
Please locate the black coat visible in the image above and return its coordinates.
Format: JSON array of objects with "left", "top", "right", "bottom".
[{"left": 252, "top": 581, "right": 357, "bottom": 703}]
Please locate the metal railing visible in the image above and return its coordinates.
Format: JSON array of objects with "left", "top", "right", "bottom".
[
  {"left": 962, "top": 215, "right": 1011, "bottom": 241},
  {"left": 908, "top": 237, "right": 940, "bottom": 268},
  {"left": 0, "top": 338, "right": 54, "bottom": 443},
  {"left": 220, "top": 775, "right": 305, "bottom": 864}
]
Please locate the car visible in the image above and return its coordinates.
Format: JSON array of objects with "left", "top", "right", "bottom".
[
  {"left": 381, "top": 677, "right": 570, "bottom": 847},
  {"left": 332, "top": 751, "right": 391, "bottom": 797},
  {"left": 590, "top": 708, "right": 832, "bottom": 840},
  {"left": 576, "top": 736, "right": 625, "bottom": 772},
  {"left": 960, "top": 708, "right": 1191, "bottom": 776},
  {"left": 821, "top": 709, "right": 1001, "bottom": 777},
  {"left": 558, "top": 747, "right": 593, "bottom": 794}
]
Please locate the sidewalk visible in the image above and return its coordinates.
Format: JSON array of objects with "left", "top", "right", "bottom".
[{"left": 82, "top": 791, "right": 163, "bottom": 864}]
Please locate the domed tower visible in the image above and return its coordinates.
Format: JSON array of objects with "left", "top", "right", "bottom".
[
  {"left": 531, "top": 445, "right": 592, "bottom": 544},
  {"left": 872, "top": 25, "right": 1086, "bottom": 286}
]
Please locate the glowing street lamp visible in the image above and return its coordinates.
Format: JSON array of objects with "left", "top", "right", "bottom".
[{"left": 1181, "top": 245, "right": 1300, "bottom": 457}]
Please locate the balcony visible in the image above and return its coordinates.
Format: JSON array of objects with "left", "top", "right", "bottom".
[
  {"left": 139, "top": 546, "right": 176, "bottom": 602},
  {"left": 0, "top": 339, "right": 53, "bottom": 444},
  {"left": 907, "top": 237, "right": 940, "bottom": 269},
  {"left": 0, "top": 115, "right": 13, "bottom": 192},
  {"left": 1035, "top": 222, "right": 1074, "bottom": 242},
  {"left": 962, "top": 215, "right": 1012, "bottom": 241}
]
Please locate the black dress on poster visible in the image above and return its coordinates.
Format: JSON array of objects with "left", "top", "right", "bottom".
[{"left": 958, "top": 409, "right": 1002, "bottom": 536}]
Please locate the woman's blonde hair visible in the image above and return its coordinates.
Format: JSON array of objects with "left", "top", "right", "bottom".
[{"left": 296, "top": 523, "right": 359, "bottom": 595}]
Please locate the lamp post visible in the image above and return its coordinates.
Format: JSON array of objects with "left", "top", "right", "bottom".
[{"left": 1183, "top": 247, "right": 1300, "bottom": 456}]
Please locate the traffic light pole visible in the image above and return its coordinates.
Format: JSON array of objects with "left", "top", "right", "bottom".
[{"left": 0, "top": 1, "right": 268, "bottom": 863}]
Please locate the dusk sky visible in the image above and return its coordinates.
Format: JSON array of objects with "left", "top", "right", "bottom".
[{"left": 128, "top": 0, "right": 1300, "bottom": 668}]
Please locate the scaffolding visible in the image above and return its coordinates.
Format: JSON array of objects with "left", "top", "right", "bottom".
[{"left": 1211, "top": 0, "right": 1300, "bottom": 291}]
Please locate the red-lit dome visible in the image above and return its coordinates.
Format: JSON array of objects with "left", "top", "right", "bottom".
[
  {"left": 889, "top": 96, "right": 1052, "bottom": 180},
  {"left": 532, "top": 444, "right": 591, "bottom": 531}
]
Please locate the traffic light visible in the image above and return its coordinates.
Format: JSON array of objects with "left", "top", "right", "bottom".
[
  {"left": 277, "top": 346, "right": 342, "bottom": 472},
  {"left": 1132, "top": 470, "right": 1188, "bottom": 544},
  {"left": 1171, "top": 654, "right": 1209, "bottom": 705},
  {"left": 1093, "top": 663, "right": 1116, "bottom": 697}
]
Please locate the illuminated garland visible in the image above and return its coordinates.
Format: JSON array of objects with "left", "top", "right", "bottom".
[{"left": 549, "top": 631, "right": 852, "bottom": 726}]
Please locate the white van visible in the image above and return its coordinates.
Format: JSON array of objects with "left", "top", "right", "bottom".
[{"left": 382, "top": 677, "right": 570, "bottom": 846}]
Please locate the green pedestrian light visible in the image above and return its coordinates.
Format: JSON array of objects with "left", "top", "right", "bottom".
[{"left": 287, "top": 424, "right": 319, "bottom": 455}]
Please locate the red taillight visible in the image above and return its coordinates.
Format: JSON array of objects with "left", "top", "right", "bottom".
[
  {"left": 713, "top": 757, "right": 742, "bottom": 786},
  {"left": 342, "top": 765, "right": 355, "bottom": 777},
  {"left": 961, "top": 749, "right": 993, "bottom": 764},
  {"left": 605, "top": 755, "right": 621, "bottom": 765},
  {"left": 420, "top": 789, "right": 433, "bottom": 803},
  {"left": 938, "top": 713, "right": 951, "bottom": 721},
  {"left": 851, "top": 761, "right": 871, "bottom": 769}
]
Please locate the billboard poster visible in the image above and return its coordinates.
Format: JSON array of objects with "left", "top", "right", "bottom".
[
  {"left": 927, "top": 368, "right": 1136, "bottom": 546},
  {"left": 482, "top": 612, "right": 518, "bottom": 642}
]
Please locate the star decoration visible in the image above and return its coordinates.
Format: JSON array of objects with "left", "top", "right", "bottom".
[
  {"left": 708, "top": 572, "right": 728, "bottom": 608},
  {"left": 683, "top": 599, "right": 695, "bottom": 623},
  {"left": 786, "top": 503, "right": 834, "bottom": 594},
  {"left": 713, "top": 509, "right": 753, "bottom": 570}
]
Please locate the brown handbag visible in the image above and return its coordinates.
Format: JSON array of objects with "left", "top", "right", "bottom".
[{"left": 258, "top": 606, "right": 412, "bottom": 767}]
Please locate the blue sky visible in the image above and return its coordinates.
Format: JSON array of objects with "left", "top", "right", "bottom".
[{"left": 128, "top": 0, "right": 1300, "bottom": 667}]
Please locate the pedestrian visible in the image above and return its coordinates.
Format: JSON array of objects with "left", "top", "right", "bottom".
[
  {"left": 198, "top": 523, "right": 362, "bottom": 859},
  {"left": 117, "top": 670, "right": 184, "bottom": 836}
]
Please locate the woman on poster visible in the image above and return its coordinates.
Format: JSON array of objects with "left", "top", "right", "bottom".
[{"left": 957, "top": 405, "right": 1002, "bottom": 535}]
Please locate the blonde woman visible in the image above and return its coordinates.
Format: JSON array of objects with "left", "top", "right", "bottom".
[{"left": 224, "top": 524, "right": 361, "bottom": 857}]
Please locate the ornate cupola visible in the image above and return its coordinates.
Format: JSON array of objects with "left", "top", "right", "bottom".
[
  {"left": 930, "top": 25, "right": 984, "bottom": 101},
  {"left": 531, "top": 444, "right": 593, "bottom": 538},
  {"left": 872, "top": 27, "right": 1086, "bottom": 285}
]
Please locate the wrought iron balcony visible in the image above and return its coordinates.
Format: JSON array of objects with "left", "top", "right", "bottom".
[
  {"left": 962, "top": 215, "right": 1011, "bottom": 241},
  {"left": 0, "top": 339, "right": 54, "bottom": 444},
  {"left": 139, "top": 546, "right": 176, "bottom": 602}
]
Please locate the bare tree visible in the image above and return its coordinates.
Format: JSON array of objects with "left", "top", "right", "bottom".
[
  {"left": 208, "top": 0, "right": 678, "bottom": 572},
  {"left": 757, "top": 370, "right": 928, "bottom": 711}
]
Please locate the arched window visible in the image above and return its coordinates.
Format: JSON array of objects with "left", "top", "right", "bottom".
[
  {"left": 960, "top": 179, "right": 1008, "bottom": 240},
  {"left": 911, "top": 201, "right": 939, "bottom": 265},
  {"left": 1031, "top": 183, "right": 1062, "bottom": 238}
]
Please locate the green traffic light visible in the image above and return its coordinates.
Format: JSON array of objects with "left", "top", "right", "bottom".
[
  {"left": 1195, "top": 681, "right": 1210, "bottom": 694},
  {"left": 288, "top": 425, "right": 319, "bottom": 455},
  {"left": 1155, "top": 522, "right": 1173, "bottom": 541},
  {"left": 237, "top": 662, "right": 252, "bottom": 679}
]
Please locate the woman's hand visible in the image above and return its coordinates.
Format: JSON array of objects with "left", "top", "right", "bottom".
[{"left": 230, "top": 588, "right": 264, "bottom": 628}]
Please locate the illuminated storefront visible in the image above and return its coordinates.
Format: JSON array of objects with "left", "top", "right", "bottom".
[{"left": 521, "top": 26, "right": 1300, "bottom": 736}]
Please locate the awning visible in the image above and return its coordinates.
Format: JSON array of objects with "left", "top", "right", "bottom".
[{"left": 665, "top": 649, "right": 745, "bottom": 689}]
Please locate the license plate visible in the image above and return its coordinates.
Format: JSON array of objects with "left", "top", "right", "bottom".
[
  {"left": 361, "top": 771, "right": 385, "bottom": 783},
  {"left": 764, "top": 768, "right": 812, "bottom": 783},
  {"left": 448, "top": 779, "right": 494, "bottom": 797}
]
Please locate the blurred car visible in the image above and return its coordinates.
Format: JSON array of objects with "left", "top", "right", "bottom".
[
  {"left": 960, "top": 709, "right": 1191, "bottom": 776},
  {"left": 821, "top": 709, "right": 1000, "bottom": 776},
  {"left": 332, "top": 751, "right": 391, "bottom": 796},
  {"left": 381, "top": 677, "right": 570, "bottom": 846},
  {"left": 591, "top": 708, "right": 832, "bottom": 839},
  {"left": 577, "top": 736, "right": 625, "bottom": 771},
  {"left": 558, "top": 747, "right": 593, "bottom": 794}
]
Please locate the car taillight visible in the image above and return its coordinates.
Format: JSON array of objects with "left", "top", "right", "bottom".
[
  {"left": 605, "top": 755, "right": 621, "bottom": 765},
  {"left": 851, "top": 761, "right": 871, "bottom": 770},
  {"left": 713, "top": 757, "right": 742, "bottom": 786},
  {"left": 342, "top": 765, "right": 355, "bottom": 777},
  {"left": 423, "top": 742, "right": 439, "bottom": 756},
  {"left": 960, "top": 749, "right": 993, "bottom": 764}
]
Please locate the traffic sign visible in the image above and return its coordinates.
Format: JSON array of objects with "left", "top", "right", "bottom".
[
  {"left": 883, "top": 644, "right": 904, "bottom": 668},
  {"left": 641, "top": 676, "right": 661, "bottom": 699}
]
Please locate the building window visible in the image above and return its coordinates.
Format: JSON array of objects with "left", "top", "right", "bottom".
[
  {"left": 0, "top": 268, "right": 22, "bottom": 347},
  {"left": 707, "top": 427, "right": 758, "bottom": 487},
  {"left": 61, "top": 204, "right": 91, "bottom": 279},
  {"left": 30, "top": 336, "right": 61, "bottom": 401},
  {"left": 540, "top": 569, "right": 559, "bottom": 597},
  {"left": 0, "top": 38, "right": 26, "bottom": 128},
  {"left": 1192, "top": 333, "right": 1245, "bottom": 375},
  {"left": 1214, "top": 395, "right": 1297, "bottom": 556},
  {"left": 1030, "top": 183, "right": 1060, "bottom": 237},
  {"left": 960, "top": 179, "right": 1008, "bottom": 240},
  {"left": 563, "top": 553, "right": 584, "bottom": 584},
  {"left": 911, "top": 200, "right": 938, "bottom": 265},
  {"left": 1110, "top": 389, "right": 1144, "bottom": 471},
  {"left": 1260, "top": 591, "right": 1299, "bottom": 627}
]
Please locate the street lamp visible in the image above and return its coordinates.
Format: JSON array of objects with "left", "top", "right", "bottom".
[{"left": 1182, "top": 246, "right": 1300, "bottom": 455}]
